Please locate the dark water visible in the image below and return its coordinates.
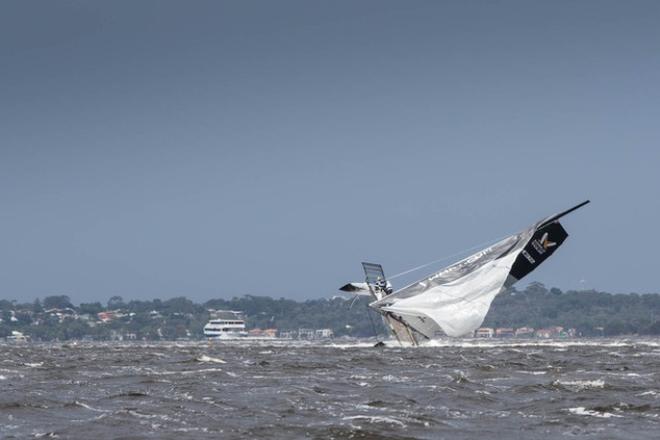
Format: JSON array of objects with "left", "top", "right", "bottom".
[{"left": 1, "top": 338, "right": 659, "bottom": 439}]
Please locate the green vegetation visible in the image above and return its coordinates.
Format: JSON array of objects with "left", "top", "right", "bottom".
[
  {"left": 1, "top": 284, "right": 660, "bottom": 341},
  {"left": 0, "top": 294, "right": 383, "bottom": 341},
  {"left": 484, "top": 282, "right": 660, "bottom": 336}
]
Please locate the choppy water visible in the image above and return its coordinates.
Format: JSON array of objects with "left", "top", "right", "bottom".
[{"left": 1, "top": 338, "right": 659, "bottom": 439}]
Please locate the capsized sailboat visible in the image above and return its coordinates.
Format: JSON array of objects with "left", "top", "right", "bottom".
[{"left": 340, "top": 201, "right": 590, "bottom": 345}]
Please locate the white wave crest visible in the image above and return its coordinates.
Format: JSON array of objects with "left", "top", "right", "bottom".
[
  {"left": 568, "top": 407, "right": 621, "bottom": 418},
  {"left": 637, "top": 390, "right": 660, "bottom": 398},
  {"left": 343, "top": 415, "right": 407, "bottom": 427},
  {"left": 421, "top": 338, "right": 660, "bottom": 349},
  {"left": 24, "top": 362, "right": 44, "bottom": 368},
  {"left": 75, "top": 401, "right": 109, "bottom": 413},
  {"left": 182, "top": 368, "right": 224, "bottom": 375},
  {"left": 556, "top": 379, "right": 605, "bottom": 390},
  {"left": 196, "top": 355, "right": 226, "bottom": 364},
  {"left": 516, "top": 370, "right": 547, "bottom": 375}
]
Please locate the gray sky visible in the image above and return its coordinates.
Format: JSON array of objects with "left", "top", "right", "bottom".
[{"left": 2, "top": 1, "right": 659, "bottom": 303}]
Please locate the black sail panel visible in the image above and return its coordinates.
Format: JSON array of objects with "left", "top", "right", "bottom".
[{"left": 509, "top": 221, "right": 568, "bottom": 281}]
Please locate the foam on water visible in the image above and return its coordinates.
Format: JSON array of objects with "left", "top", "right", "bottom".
[
  {"left": 195, "top": 355, "right": 226, "bottom": 364},
  {"left": 422, "top": 338, "right": 660, "bottom": 349},
  {"left": 568, "top": 407, "right": 622, "bottom": 418},
  {"left": 637, "top": 390, "right": 660, "bottom": 398},
  {"left": 24, "top": 362, "right": 44, "bottom": 368},
  {"left": 343, "top": 415, "right": 407, "bottom": 427},
  {"left": 74, "top": 401, "right": 108, "bottom": 413},
  {"left": 555, "top": 379, "right": 606, "bottom": 390}
]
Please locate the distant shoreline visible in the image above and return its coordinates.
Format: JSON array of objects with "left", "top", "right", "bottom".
[{"left": 2, "top": 285, "right": 660, "bottom": 341}]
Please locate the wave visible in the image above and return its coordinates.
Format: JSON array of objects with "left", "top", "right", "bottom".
[
  {"left": 107, "top": 391, "right": 149, "bottom": 399},
  {"left": 342, "top": 415, "right": 407, "bottom": 428},
  {"left": 33, "top": 432, "right": 59, "bottom": 438},
  {"left": 181, "top": 368, "right": 224, "bottom": 375},
  {"left": 421, "top": 338, "right": 660, "bottom": 349},
  {"left": 195, "top": 355, "right": 226, "bottom": 364},
  {"left": 638, "top": 390, "right": 660, "bottom": 398},
  {"left": 515, "top": 370, "right": 547, "bottom": 375},
  {"left": 554, "top": 379, "right": 605, "bottom": 391},
  {"left": 568, "top": 406, "right": 621, "bottom": 418},
  {"left": 567, "top": 402, "right": 655, "bottom": 419},
  {"left": 69, "top": 401, "right": 109, "bottom": 413},
  {"left": 23, "top": 362, "right": 44, "bottom": 368}
]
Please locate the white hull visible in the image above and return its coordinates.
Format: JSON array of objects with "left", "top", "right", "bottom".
[
  {"left": 206, "top": 335, "right": 278, "bottom": 341},
  {"left": 205, "top": 332, "right": 248, "bottom": 340}
]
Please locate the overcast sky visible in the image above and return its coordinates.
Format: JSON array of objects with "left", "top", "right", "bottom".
[{"left": 2, "top": 1, "right": 659, "bottom": 303}]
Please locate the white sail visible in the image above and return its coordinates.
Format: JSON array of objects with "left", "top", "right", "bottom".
[{"left": 380, "top": 249, "right": 520, "bottom": 337}]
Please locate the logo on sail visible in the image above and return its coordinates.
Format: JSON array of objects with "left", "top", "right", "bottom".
[
  {"left": 522, "top": 249, "right": 536, "bottom": 264},
  {"left": 532, "top": 232, "right": 556, "bottom": 255}
]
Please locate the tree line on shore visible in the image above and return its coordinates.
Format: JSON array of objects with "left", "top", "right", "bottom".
[
  {"left": 1, "top": 283, "right": 660, "bottom": 341},
  {"left": 484, "top": 282, "right": 660, "bottom": 336}
]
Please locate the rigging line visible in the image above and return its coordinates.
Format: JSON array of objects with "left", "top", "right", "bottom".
[
  {"left": 366, "top": 304, "right": 380, "bottom": 337},
  {"left": 387, "top": 233, "right": 512, "bottom": 281},
  {"left": 348, "top": 294, "right": 360, "bottom": 310}
]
